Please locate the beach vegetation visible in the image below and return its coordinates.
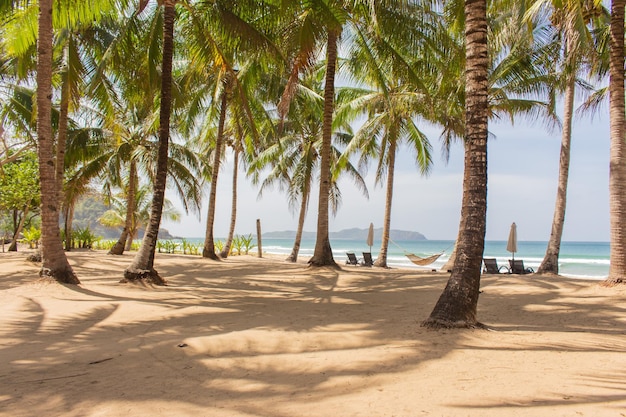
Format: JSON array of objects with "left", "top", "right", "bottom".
[
  {"left": 21, "top": 225, "right": 41, "bottom": 249},
  {"left": 0, "top": 0, "right": 622, "bottom": 292},
  {"left": 0, "top": 151, "right": 40, "bottom": 251}
]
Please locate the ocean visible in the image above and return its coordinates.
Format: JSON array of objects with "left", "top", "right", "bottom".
[{"left": 178, "top": 237, "right": 610, "bottom": 280}]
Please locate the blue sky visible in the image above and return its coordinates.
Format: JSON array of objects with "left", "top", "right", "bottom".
[{"left": 162, "top": 103, "right": 610, "bottom": 243}]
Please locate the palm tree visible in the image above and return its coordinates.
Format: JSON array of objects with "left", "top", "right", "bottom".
[
  {"left": 423, "top": 0, "right": 489, "bottom": 328},
  {"left": 340, "top": 10, "right": 437, "bottom": 266},
  {"left": 252, "top": 66, "right": 367, "bottom": 263},
  {"left": 532, "top": 0, "right": 608, "bottom": 275},
  {"left": 100, "top": 183, "right": 181, "bottom": 246},
  {"left": 606, "top": 0, "right": 626, "bottom": 285},
  {"left": 35, "top": 0, "right": 78, "bottom": 283},
  {"left": 124, "top": 0, "right": 176, "bottom": 285}
]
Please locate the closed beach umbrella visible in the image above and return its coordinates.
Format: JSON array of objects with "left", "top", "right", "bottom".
[
  {"left": 366, "top": 223, "right": 374, "bottom": 252},
  {"left": 507, "top": 222, "right": 518, "bottom": 260}
]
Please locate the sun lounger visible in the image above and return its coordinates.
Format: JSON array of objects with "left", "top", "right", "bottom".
[
  {"left": 346, "top": 252, "right": 359, "bottom": 266},
  {"left": 509, "top": 259, "right": 534, "bottom": 274},
  {"left": 361, "top": 252, "right": 374, "bottom": 267},
  {"left": 483, "top": 258, "right": 510, "bottom": 274}
]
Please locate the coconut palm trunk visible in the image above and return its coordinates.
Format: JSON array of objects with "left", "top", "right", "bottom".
[
  {"left": 8, "top": 205, "right": 28, "bottom": 252},
  {"left": 538, "top": 75, "right": 575, "bottom": 274},
  {"left": 374, "top": 140, "right": 396, "bottom": 268},
  {"left": 606, "top": 0, "right": 626, "bottom": 285},
  {"left": 123, "top": 0, "right": 175, "bottom": 285},
  {"left": 109, "top": 159, "right": 137, "bottom": 255},
  {"left": 35, "top": 0, "right": 79, "bottom": 284},
  {"left": 309, "top": 30, "right": 339, "bottom": 268},
  {"left": 63, "top": 203, "right": 74, "bottom": 250},
  {"left": 423, "top": 0, "right": 488, "bottom": 328},
  {"left": 220, "top": 148, "right": 239, "bottom": 258},
  {"left": 287, "top": 177, "right": 311, "bottom": 262},
  {"left": 56, "top": 67, "right": 70, "bottom": 207},
  {"left": 202, "top": 91, "right": 228, "bottom": 260}
]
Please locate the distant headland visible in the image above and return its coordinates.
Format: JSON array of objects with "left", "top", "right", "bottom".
[{"left": 262, "top": 227, "right": 427, "bottom": 241}]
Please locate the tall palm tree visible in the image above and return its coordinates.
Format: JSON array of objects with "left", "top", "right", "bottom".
[
  {"left": 100, "top": 183, "right": 181, "bottom": 246},
  {"left": 124, "top": 0, "right": 176, "bottom": 284},
  {"left": 341, "top": 9, "right": 437, "bottom": 266},
  {"left": 35, "top": 0, "right": 78, "bottom": 283},
  {"left": 532, "top": 0, "right": 608, "bottom": 275},
  {"left": 252, "top": 65, "right": 367, "bottom": 262},
  {"left": 423, "top": 0, "right": 489, "bottom": 328},
  {"left": 606, "top": 0, "right": 626, "bottom": 285}
]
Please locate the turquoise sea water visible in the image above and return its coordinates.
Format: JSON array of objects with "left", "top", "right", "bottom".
[{"left": 179, "top": 237, "right": 609, "bottom": 279}]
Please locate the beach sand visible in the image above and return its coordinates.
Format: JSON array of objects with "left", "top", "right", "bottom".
[{"left": 1, "top": 249, "right": 625, "bottom": 417}]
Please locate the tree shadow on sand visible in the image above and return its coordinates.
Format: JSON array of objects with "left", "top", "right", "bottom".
[{"left": 0, "top": 252, "right": 625, "bottom": 416}]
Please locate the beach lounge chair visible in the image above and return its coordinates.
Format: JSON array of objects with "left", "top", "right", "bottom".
[
  {"left": 346, "top": 252, "right": 359, "bottom": 266},
  {"left": 483, "top": 258, "right": 510, "bottom": 274},
  {"left": 361, "top": 252, "right": 374, "bottom": 267},
  {"left": 509, "top": 259, "right": 534, "bottom": 274}
]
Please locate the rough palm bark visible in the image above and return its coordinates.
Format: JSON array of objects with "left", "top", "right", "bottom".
[
  {"left": 286, "top": 177, "right": 311, "bottom": 262},
  {"left": 63, "top": 202, "right": 74, "bottom": 251},
  {"left": 202, "top": 91, "right": 228, "bottom": 260},
  {"left": 36, "top": 0, "right": 79, "bottom": 284},
  {"left": 123, "top": 0, "right": 175, "bottom": 285},
  {"left": 374, "top": 140, "right": 396, "bottom": 268},
  {"left": 8, "top": 205, "right": 28, "bottom": 252},
  {"left": 109, "top": 159, "right": 137, "bottom": 255},
  {"left": 220, "top": 148, "right": 239, "bottom": 258},
  {"left": 537, "top": 75, "right": 575, "bottom": 275},
  {"left": 56, "top": 69, "right": 70, "bottom": 210},
  {"left": 309, "top": 30, "right": 339, "bottom": 268},
  {"left": 605, "top": 0, "right": 626, "bottom": 285},
  {"left": 423, "top": 0, "right": 488, "bottom": 328}
]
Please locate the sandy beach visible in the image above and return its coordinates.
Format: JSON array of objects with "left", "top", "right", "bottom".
[{"left": 1, "top": 249, "right": 625, "bottom": 417}]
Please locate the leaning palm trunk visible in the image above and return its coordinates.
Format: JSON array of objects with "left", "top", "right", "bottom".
[
  {"left": 286, "top": 179, "right": 311, "bottom": 262},
  {"left": 123, "top": 0, "right": 175, "bottom": 285},
  {"left": 606, "top": 0, "right": 626, "bottom": 285},
  {"left": 202, "top": 91, "right": 228, "bottom": 260},
  {"left": 423, "top": 0, "right": 488, "bottom": 328},
  {"left": 220, "top": 149, "right": 239, "bottom": 258},
  {"left": 309, "top": 30, "right": 339, "bottom": 268},
  {"left": 35, "top": 0, "right": 79, "bottom": 284},
  {"left": 8, "top": 205, "right": 28, "bottom": 252},
  {"left": 109, "top": 160, "right": 137, "bottom": 255},
  {"left": 56, "top": 69, "right": 70, "bottom": 208},
  {"left": 63, "top": 203, "right": 74, "bottom": 251},
  {"left": 374, "top": 141, "right": 396, "bottom": 268},
  {"left": 538, "top": 76, "right": 575, "bottom": 274}
]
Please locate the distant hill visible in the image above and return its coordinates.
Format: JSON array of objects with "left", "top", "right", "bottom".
[{"left": 263, "top": 227, "right": 426, "bottom": 241}]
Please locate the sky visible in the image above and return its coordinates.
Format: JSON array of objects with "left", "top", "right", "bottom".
[{"left": 161, "top": 102, "right": 611, "bottom": 243}]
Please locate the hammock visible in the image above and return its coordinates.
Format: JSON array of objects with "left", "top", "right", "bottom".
[{"left": 404, "top": 252, "right": 443, "bottom": 266}]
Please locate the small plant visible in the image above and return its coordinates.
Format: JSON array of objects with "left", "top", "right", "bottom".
[
  {"left": 164, "top": 239, "right": 178, "bottom": 253},
  {"left": 22, "top": 226, "right": 41, "bottom": 249},
  {"left": 240, "top": 234, "right": 256, "bottom": 255},
  {"left": 181, "top": 238, "right": 189, "bottom": 254},
  {"left": 93, "top": 239, "right": 116, "bottom": 250},
  {"left": 188, "top": 243, "right": 201, "bottom": 256},
  {"left": 214, "top": 239, "right": 224, "bottom": 253},
  {"left": 231, "top": 235, "right": 243, "bottom": 255},
  {"left": 73, "top": 226, "right": 100, "bottom": 249}
]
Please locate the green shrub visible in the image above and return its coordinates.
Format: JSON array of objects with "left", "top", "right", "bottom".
[{"left": 22, "top": 226, "right": 41, "bottom": 249}]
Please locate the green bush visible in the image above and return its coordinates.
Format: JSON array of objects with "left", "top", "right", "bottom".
[{"left": 22, "top": 226, "right": 41, "bottom": 249}]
